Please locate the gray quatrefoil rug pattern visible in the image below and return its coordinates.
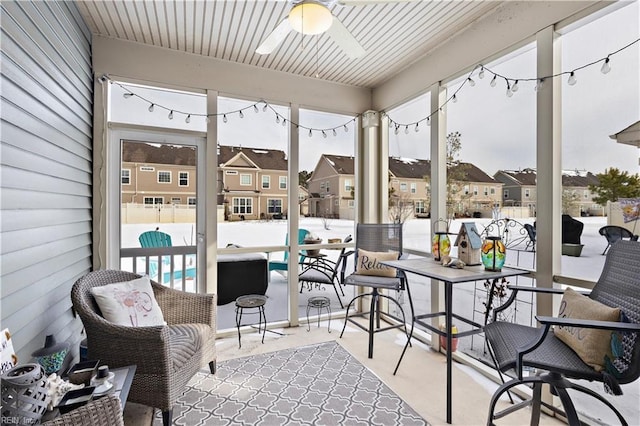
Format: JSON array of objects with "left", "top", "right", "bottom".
[{"left": 153, "top": 341, "right": 428, "bottom": 425}]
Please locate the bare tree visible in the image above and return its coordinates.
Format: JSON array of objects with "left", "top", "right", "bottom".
[{"left": 389, "top": 191, "right": 415, "bottom": 224}]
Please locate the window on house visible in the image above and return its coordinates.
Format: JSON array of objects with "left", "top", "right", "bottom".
[
  {"left": 491, "top": 187, "right": 496, "bottom": 195},
  {"left": 400, "top": 182, "right": 407, "bottom": 192},
  {"left": 140, "top": 166, "right": 154, "bottom": 172},
  {"left": 158, "top": 171, "right": 171, "bottom": 183},
  {"left": 240, "top": 174, "right": 251, "bottom": 186},
  {"left": 171, "top": 197, "right": 181, "bottom": 204},
  {"left": 144, "top": 197, "right": 164, "bottom": 205},
  {"left": 473, "top": 186, "right": 478, "bottom": 196},
  {"left": 345, "top": 179, "right": 352, "bottom": 191},
  {"left": 504, "top": 190, "right": 509, "bottom": 199},
  {"left": 279, "top": 176, "right": 287, "bottom": 189},
  {"left": 524, "top": 189, "right": 530, "bottom": 198},
  {"left": 121, "top": 169, "right": 131, "bottom": 185},
  {"left": 262, "top": 176, "right": 270, "bottom": 189},
  {"left": 347, "top": 200, "right": 355, "bottom": 208},
  {"left": 267, "top": 199, "right": 282, "bottom": 213},
  {"left": 233, "top": 197, "right": 253, "bottom": 214},
  {"left": 410, "top": 183, "right": 417, "bottom": 193},
  {"left": 583, "top": 190, "right": 589, "bottom": 199},
  {"left": 334, "top": 199, "right": 339, "bottom": 206},
  {"left": 187, "top": 197, "right": 196, "bottom": 205},
  {"left": 225, "top": 170, "right": 238, "bottom": 175},
  {"left": 415, "top": 200, "right": 426, "bottom": 214},
  {"left": 484, "top": 187, "right": 489, "bottom": 196},
  {"left": 325, "top": 181, "right": 330, "bottom": 192},
  {"left": 320, "top": 182, "right": 325, "bottom": 189},
  {"left": 179, "top": 171, "right": 189, "bottom": 186},
  {"left": 464, "top": 185, "right": 470, "bottom": 195}
]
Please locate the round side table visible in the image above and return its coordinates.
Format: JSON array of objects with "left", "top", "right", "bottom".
[
  {"left": 306, "top": 296, "right": 331, "bottom": 332},
  {"left": 235, "top": 294, "right": 268, "bottom": 348}
]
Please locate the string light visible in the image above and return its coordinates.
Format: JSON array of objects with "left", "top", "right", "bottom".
[
  {"left": 282, "top": 118, "right": 287, "bottom": 126},
  {"left": 394, "top": 125, "right": 399, "bottom": 135},
  {"left": 404, "top": 126, "right": 409, "bottom": 134},
  {"left": 322, "top": 130, "right": 327, "bottom": 138},
  {"left": 112, "top": 38, "right": 637, "bottom": 135}
]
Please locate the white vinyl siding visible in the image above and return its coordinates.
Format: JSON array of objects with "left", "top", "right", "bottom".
[{"left": 0, "top": 0, "right": 92, "bottom": 363}]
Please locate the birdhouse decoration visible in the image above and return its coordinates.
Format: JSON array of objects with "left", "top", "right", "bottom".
[{"left": 454, "top": 222, "right": 482, "bottom": 266}]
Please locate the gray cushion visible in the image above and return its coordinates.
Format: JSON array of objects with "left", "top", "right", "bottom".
[{"left": 344, "top": 273, "right": 403, "bottom": 290}]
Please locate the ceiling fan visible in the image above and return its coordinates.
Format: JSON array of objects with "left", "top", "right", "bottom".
[{"left": 256, "top": 0, "right": 416, "bottom": 59}]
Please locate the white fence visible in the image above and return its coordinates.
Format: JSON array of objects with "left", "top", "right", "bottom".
[{"left": 121, "top": 203, "right": 196, "bottom": 224}]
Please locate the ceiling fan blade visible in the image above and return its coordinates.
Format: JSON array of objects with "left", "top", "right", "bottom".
[
  {"left": 256, "top": 19, "right": 292, "bottom": 55},
  {"left": 326, "top": 16, "right": 365, "bottom": 59}
]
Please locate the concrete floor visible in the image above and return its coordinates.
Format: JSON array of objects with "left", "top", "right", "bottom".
[{"left": 123, "top": 319, "right": 567, "bottom": 426}]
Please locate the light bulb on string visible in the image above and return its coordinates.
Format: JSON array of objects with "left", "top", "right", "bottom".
[
  {"left": 185, "top": 115, "right": 191, "bottom": 123},
  {"left": 322, "top": 131, "right": 327, "bottom": 138},
  {"left": 168, "top": 110, "right": 174, "bottom": 120},
  {"left": 262, "top": 103, "right": 268, "bottom": 112},
  {"left": 332, "top": 129, "right": 337, "bottom": 137},
  {"left": 223, "top": 114, "right": 228, "bottom": 123},
  {"left": 426, "top": 117, "right": 431, "bottom": 126},
  {"left": 148, "top": 103, "right": 154, "bottom": 112},
  {"left": 467, "top": 77, "right": 475, "bottom": 87},
  {"left": 415, "top": 123, "right": 419, "bottom": 133},
  {"left": 567, "top": 72, "right": 577, "bottom": 86},
  {"left": 123, "top": 92, "right": 134, "bottom": 98},
  {"left": 535, "top": 78, "right": 544, "bottom": 92},
  {"left": 490, "top": 75, "right": 497, "bottom": 87},
  {"left": 511, "top": 80, "right": 519, "bottom": 93},
  {"left": 506, "top": 81, "right": 513, "bottom": 98},
  {"left": 452, "top": 94, "right": 458, "bottom": 103},
  {"left": 601, "top": 57, "right": 611, "bottom": 74},
  {"left": 282, "top": 118, "right": 287, "bottom": 126},
  {"left": 394, "top": 126, "right": 399, "bottom": 135},
  {"left": 478, "top": 67, "right": 485, "bottom": 79},
  {"left": 343, "top": 124, "right": 348, "bottom": 133},
  {"left": 308, "top": 129, "right": 313, "bottom": 138},
  {"left": 404, "top": 126, "right": 409, "bottom": 134},
  {"left": 275, "top": 114, "right": 280, "bottom": 124},
  {"left": 253, "top": 104, "right": 259, "bottom": 113},
  {"left": 239, "top": 110, "right": 244, "bottom": 119}
]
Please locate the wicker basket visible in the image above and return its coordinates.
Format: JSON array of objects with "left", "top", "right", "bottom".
[{"left": 1, "top": 363, "right": 50, "bottom": 423}]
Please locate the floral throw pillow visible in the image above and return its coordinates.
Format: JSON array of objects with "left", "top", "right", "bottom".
[{"left": 91, "top": 276, "right": 165, "bottom": 327}]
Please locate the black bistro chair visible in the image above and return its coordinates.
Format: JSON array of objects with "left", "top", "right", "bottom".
[
  {"left": 340, "top": 223, "right": 413, "bottom": 361},
  {"left": 598, "top": 225, "right": 638, "bottom": 255},
  {"left": 298, "top": 235, "right": 354, "bottom": 308},
  {"left": 484, "top": 240, "right": 640, "bottom": 426}
]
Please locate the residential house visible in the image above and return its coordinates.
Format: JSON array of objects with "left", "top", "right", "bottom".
[
  {"left": 308, "top": 155, "right": 502, "bottom": 219},
  {"left": 494, "top": 169, "right": 538, "bottom": 216},
  {"left": 495, "top": 168, "right": 602, "bottom": 217},
  {"left": 218, "top": 145, "right": 290, "bottom": 221},
  {"left": 121, "top": 141, "right": 197, "bottom": 206}
]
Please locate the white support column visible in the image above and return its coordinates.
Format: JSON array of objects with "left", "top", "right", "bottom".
[
  {"left": 430, "top": 83, "right": 447, "bottom": 348},
  {"left": 206, "top": 90, "right": 218, "bottom": 295},
  {"left": 536, "top": 25, "right": 562, "bottom": 411},
  {"left": 536, "top": 26, "right": 562, "bottom": 305},
  {"left": 358, "top": 110, "right": 383, "bottom": 223},
  {"left": 288, "top": 104, "right": 300, "bottom": 326}
]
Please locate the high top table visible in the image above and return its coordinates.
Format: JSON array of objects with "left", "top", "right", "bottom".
[{"left": 380, "top": 257, "right": 530, "bottom": 424}]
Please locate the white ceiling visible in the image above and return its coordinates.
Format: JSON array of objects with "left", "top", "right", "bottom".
[{"left": 76, "top": 0, "right": 502, "bottom": 89}]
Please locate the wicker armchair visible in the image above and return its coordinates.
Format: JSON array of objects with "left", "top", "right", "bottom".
[
  {"left": 42, "top": 394, "right": 123, "bottom": 426},
  {"left": 71, "top": 270, "right": 216, "bottom": 426}
]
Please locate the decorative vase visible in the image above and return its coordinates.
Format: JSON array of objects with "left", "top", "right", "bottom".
[
  {"left": 1, "top": 363, "right": 50, "bottom": 423},
  {"left": 481, "top": 236, "right": 506, "bottom": 271},
  {"left": 31, "top": 334, "right": 69, "bottom": 375},
  {"left": 432, "top": 232, "right": 451, "bottom": 262}
]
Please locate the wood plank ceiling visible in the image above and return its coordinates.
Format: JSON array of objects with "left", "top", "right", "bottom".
[{"left": 76, "top": 1, "right": 502, "bottom": 89}]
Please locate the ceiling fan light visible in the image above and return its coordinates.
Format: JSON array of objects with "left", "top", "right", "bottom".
[{"left": 289, "top": 2, "right": 333, "bottom": 35}]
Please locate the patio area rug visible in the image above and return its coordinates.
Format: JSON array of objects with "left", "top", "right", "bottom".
[{"left": 152, "top": 341, "right": 428, "bottom": 425}]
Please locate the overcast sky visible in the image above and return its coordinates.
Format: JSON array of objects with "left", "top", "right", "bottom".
[{"left": 112, "top": 2, "right": 639, "bottom": 176}]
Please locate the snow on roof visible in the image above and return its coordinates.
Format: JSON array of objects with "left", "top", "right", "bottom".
[
  {"left": 327, "top": 158, "right": 335, "bottom": 167},
  {"left": 398, "top": 157, "right": 418, "bottom": 164},
  {"left": 252, "top": 149, "right": 269, "bottom": 154}
]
